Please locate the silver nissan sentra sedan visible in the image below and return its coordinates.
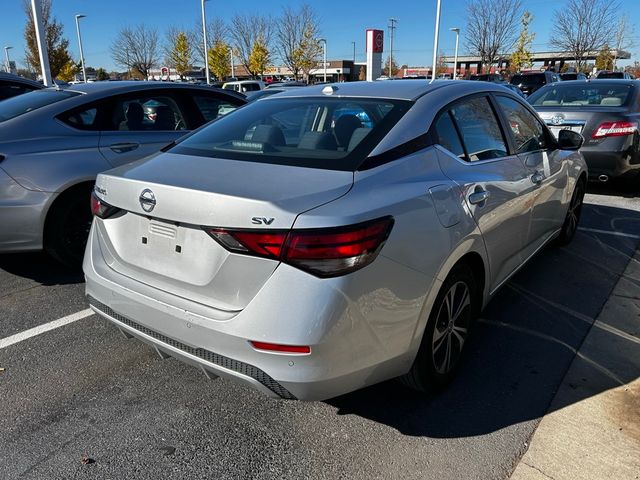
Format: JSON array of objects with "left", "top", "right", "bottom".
[{"left": 84, "top": 80, "right": 587, "bottom": 401}]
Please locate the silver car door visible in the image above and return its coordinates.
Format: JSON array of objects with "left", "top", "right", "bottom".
[
  {"left": 99, "top": 91, "right": 188, "bottom": 168},
  {"left": 495, "top": 95, "right": 567, "bottom": 253},
  {"left": 433, "top": 96, "right": 531, "bottom": 293}
]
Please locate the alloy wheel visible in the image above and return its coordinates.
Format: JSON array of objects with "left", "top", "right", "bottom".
[{"left": 432, "top": 281, "right": 471, "bottom": 374}]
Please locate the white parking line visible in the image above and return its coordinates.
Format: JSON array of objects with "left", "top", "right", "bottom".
[
  {"left": 578, "top": 227, "right": 640, "bottom": 240},
  {"left": 0, "top": 309, "right": 94, "bottom": 350}
]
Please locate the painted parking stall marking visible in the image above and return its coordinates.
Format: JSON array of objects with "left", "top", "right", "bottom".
[{"left": 0, "top": 309, "right": 93, "bottom": 349}]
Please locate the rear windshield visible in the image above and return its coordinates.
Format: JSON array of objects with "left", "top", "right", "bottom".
[
  {"left": 510, "top": 74, "right": 545, "bottom": 86},
  {"left": 528, "top": 83, "right": 632, "bottom": 107},
  {"left": 0, "top": 89, "right": 80, "bottom": 122},
  {"left": 596, "top": 72, "right": 623, "bottom": 79},
  {"left": 170, "top": 97, "right": 412, "bottom": 171},
  {"left": 560, "top": 74, "right": 577, "bottom": 80}
]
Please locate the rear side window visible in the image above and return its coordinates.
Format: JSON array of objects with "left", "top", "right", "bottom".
[
  {"left": 449, "top": 97, "right": 508, "bottom": 161},
  {"left": 433, "top": 112, "right": 465, "bottom": 158},
  {"left": 193, "top": 95, "right": 240, "bottom": 122},
  {"left": 495, "top": 96, "right": 547, "bottom": 153},
  {"left": 170, "top": 97, "right": 411, "bottom": 171},
  {"left": 58, "top": 106, "right": 99, "bottom": 130}
]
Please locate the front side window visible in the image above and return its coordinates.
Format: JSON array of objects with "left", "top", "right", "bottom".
[
  {"left": 495, "top": 96, "right": 547, "bottom": 153},
  {"left": 0, "top": 89, "right": 80, "bottom": 123},
  {"left": 106, "top": 94, "right": 186, "bottom": 131},
  {"left": 170, "top": 97, "right": 411, "bottom": 171},
  {"left": 449, "top": 97, "right": 508, "bottom": 161}
]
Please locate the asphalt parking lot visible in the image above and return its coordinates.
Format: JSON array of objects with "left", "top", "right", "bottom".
[{"left": 1, "top": 185, "right": 639, "bottom": 480}]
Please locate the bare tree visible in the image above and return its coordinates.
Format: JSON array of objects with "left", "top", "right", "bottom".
[
  {"left": 229, "top": 14, "right": 272, "bottom": 77},
  {"left": 464, "top": 0, "right": 522, "bottom": 73},
  {"left": 550, "top": 0, "right": 621, "bottom": 72},
  {"left": 275, "top": 5, "right": 322, "bottom": 80},
  {"left": 613, "top": 17, "right": 635, "bottom": 68},
  {"left": 110, "top": 25, "right": 160, "bottom": 78},
  {"left": 192, "top": 18, "right": 228, "bottom": 67}
]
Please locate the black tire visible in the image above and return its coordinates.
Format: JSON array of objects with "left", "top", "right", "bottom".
[
  {"left": 44, "top": 187, "right": 93, "bottom": 268},
  {"left": 400, "top": 263, "right": 478, "bottom": 393},
  {"left": 555, "top": 178, "right": 585, "bottom": 246}
]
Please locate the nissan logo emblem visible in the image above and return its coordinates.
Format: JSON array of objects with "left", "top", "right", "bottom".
[{"left": 139, "top": 189, "right": 156, "bottom": 213}]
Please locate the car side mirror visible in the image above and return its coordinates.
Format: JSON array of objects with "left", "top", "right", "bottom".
[{"left": 557, "top": 129, "right": 583, "bottom": 150}]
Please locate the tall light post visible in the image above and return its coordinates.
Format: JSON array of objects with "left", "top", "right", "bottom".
[
  {"left": 4, "top": 46, "right": 12, "bottom": 73},
  {"left": 450, "top": 27, "right": 460, "bottom": 79},
  {"left": 351, "top": 41, "right": 356, "bottom": 63},
  {"left": 388, "top": 18, "right": 397, "bottom": 78},
  {"left": 319, "top": 38, "right": 327, "bottom": 83},
  {"left": 31, "top": 0, "right": 53, "bottom": 86},
  {"left": 230, "top": 48, "right": 235, "bottom": 79},
  {"left": 430, "top": 0, "right": 442, "bottom": 83},
  {"left": 75, "top": 14, "right": 87, "bottom": 82},
  {"left": 201, "top": 0, "right": 210, "bottom": 84}
]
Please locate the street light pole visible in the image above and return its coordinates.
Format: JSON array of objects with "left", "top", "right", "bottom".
[
  {"left": 4, "top": 46, "right": 12, "bottom": 73},
  {"left": 230, "top": 48, "right": 235, "bottom": 79},
  {"left": 75, "top": 15, "right": 87, "bottom": 82},
  {"left": 351, "top": 41, "right": 356, "bottom": 63},
  {"left": 430, "top": 0, "right": 442, "bottom": 84},
  {"left": 450, "top": 28, "right": 460, "bottom": 79},
  {"left": 31, "top": 0, "right": 53, "bottom": 86},
  {"left": 319, "top": 39, "right": 327, "bottom": 83},
  {"left": 201, "top": 0, "right": 210, "bottom": 84}
]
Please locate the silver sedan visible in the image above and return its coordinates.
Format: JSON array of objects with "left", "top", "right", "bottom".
[
  {"left": 84, "top": 80, "right": 587, "bottom": 400},
  {"left": 0, "top": 82, "right": 245, "bottom": 266}
]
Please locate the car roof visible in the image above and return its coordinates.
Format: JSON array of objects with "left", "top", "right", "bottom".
[
  {"left": 264, "top": 80, "right": 483, "bottom": 101},
  {"left": 0, "top": 72, "right": 42, "bottom": 88}
]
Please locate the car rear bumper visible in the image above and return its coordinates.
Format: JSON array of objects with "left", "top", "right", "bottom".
[
  {"left": 0, "top": 167, "right": 51, "bottom": 252},
  {"left": 83, "top": 223, "right": 430, "bottom": 401},
  {"left": 581, "top": 149, "right": 640, "bottom": 181}
]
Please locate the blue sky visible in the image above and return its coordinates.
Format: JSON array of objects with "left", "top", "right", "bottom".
[{"left": 1, "top": 0, "right": 639, "bottom": 71}]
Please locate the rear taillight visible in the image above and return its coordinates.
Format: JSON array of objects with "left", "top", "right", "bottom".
[
  {"left": 90, "top": 191, "right": 120, "bottom": 219},
  {"left": 591, "top": 121, "right": 638, "bottom": 139},
  {"left": 206, "top": 216, "right": 394, "bottom": 278}
]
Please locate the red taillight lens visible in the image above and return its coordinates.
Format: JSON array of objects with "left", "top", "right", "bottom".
[
  {"left": 90, "top": 191, "right": 120, "bottom": 219},
  {"left": 591, "top": 121, "right": 638, "bottom": 139},
  {"left": 205, "top": 216, "right": 394, "bottom": 278},
  {"left": 250, "top": 341, "right": 311, "bottom": 354}
]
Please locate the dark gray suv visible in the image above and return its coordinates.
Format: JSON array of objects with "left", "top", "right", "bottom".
[{"left": 510, "top": 71, "right": 560, "bottom": 96}]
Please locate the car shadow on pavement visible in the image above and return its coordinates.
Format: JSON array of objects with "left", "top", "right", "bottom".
[
  {"left": 0, "top": 252, "right": 83, "bottom": 286},
  {"left": 327, "top": 203, "right": 640, "bottom": 438}
]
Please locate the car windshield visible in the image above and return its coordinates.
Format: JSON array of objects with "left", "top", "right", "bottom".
[
  {"left": 511, "top": 74, "right": 545, "bottom": 86},
  {"left": 170, "top": 97, "right": 411, "bottom": 171},
  {"left": 0, "top": 89, "right": 80, "bottom": 122},
  {"left": 528, "top": 83, "right": 632, "bottom": 107}
]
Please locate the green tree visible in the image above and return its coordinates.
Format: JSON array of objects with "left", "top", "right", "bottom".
[
  {"left": 57, "top": 60, "right": 78, "bottom": 82},
  {"left": 96, "top": 68, "right": 109, "bottom": 81},
  {"left": 382, "top": 56, "right": 399, "bottom": 77},
  {"left": 595, "top": 44, "right": 614, "bottom": 71},
  {"left": 248, "top": 39, "right": 270, "bottom": 77},
  {"left": 167, "top": 30, "right": 192, "bottom": 78},
  {"left": 208, "top": 41, "right": 231, "bottom": 80},
  {"left": 358, "top": 65, "right": 366, "bottom": 81},
  {"left": 22, "top": 0, "right": 72, "bottom": 78},
  {"left": 510, "top": 11, "right": 535, "bottom": 73}
]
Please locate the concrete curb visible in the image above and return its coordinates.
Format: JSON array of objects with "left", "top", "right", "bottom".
[{"left": 509, "top": 250, "right": 640, "bottom": 480}]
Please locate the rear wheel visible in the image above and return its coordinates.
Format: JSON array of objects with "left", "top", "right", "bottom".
[
  {"left": 400, "top": 263, "right": 478, "bottom": 393},
  {"left": 555, "top": 178, "right": 585, "bottom": 246},
  {"left": 44, "top": 187, "right": 93, "bottom": 268}
]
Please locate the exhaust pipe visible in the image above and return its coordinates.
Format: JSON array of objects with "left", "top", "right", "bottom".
[{"left": 598, "top": 174, "right": 609, "bottom": 182}]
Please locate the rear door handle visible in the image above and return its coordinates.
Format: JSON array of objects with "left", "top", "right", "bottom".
[
  {"left": 468, "top": 190, "right": 490, "bottom": 205},
  {"left": 109, "top": 142, "right": 139, "bottom": 153},
  {"left": 531, "top": 171, "right": 545, "bottom": 184}
]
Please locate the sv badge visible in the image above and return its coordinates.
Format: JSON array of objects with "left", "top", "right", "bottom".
[{"left": 251, "top": 217, "right": 275, "bottom": 225}]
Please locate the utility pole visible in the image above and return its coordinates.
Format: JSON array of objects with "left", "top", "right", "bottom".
[
  {"left": 450, "top": 28, "right": 460, "bottom": 79},
  {"left": 388, "top": 18, "right": 397, "bottom": 78},
  {"left": 31, "top": 0, "right": 53, "bottom": 86},
  {"left": 230, "top": 48, "right": 235, "bottom": 79}
]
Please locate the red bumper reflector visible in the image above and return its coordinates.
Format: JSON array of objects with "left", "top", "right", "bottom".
[{"left": 250, "top": 341, "right": 311, "bottom": 354}]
